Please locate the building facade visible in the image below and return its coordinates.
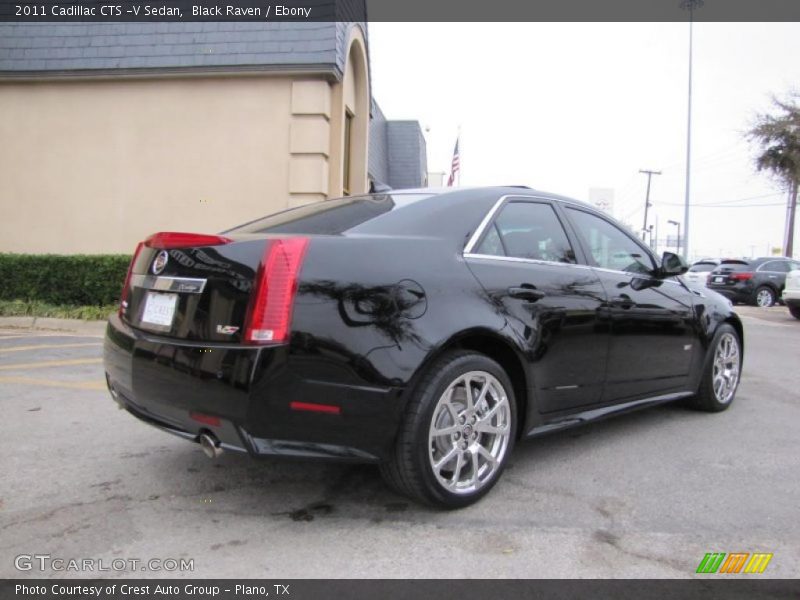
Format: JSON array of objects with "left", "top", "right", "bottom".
[{"left": 0, "top": 22, "right": 427, "bottom": 254}]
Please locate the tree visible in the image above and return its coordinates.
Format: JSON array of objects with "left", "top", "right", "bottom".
[{"left": 747, "top": 93, "right": 800, "bottom": 257}]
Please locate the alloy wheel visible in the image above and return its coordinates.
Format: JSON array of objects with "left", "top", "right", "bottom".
[
  {"left": 756, "top": 288, "right": 774, "bottom": 307},
  {"left": 712, "top": 333, "right": 740, "bottom": 404},
  {"left": 427, "top": 371, "right": 511, "bottom": 495}
]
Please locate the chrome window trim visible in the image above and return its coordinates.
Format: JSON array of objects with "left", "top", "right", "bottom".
[
  {"left": 463, "top": 252, "right": 590, "bottom": 270},
  {"left": 130, "top": 274, "right": 207, "bottom": 294},
  {"left": 462, "top": 194, "right": 684, "bottom": 285},
  {"left": 464, "top": 253, "right": 683, "bottom": 285}
]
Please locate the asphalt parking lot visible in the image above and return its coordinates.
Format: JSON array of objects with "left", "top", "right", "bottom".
[{"left": 1, "top": 306, "right": 798, "bottom": 579}]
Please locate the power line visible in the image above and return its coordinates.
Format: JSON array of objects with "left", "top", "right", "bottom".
[
  {"left": 665, "top": 202, "right": 785, "bottom": 208},
  {"left": 660, "top": 192, "right": 783, "bottom": 207}
]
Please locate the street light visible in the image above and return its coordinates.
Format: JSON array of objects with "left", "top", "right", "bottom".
[
  {"left": 668, "top": 219, "right": 681, "bottom": 254},
  {"left": 680, "top": 0, "right": 703, "bottom": 261}
]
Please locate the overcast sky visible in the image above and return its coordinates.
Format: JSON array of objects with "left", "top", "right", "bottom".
[{"left": 368, "top": 22, "right": 800, "bottom": 260}]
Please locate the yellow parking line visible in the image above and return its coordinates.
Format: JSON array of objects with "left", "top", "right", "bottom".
[
  {"left": 0, "top": 376, "right": 105, "bottom": 391},
  {"left": 0, "top": 358, "right": 102, "bottom": 371},
  {"left": 0, "top": 342, "right": 102, "bottom": 354}
]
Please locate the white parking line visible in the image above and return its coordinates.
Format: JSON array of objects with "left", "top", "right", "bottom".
[
  {"left": 0, "top": 342, "right": 102, "bottom": 354},
  {"left": 0, "top": 358, "right": 103, "bottom": 371}
]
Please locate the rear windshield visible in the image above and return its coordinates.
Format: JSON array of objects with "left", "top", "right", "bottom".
[
  {"left": 717, "top": 260, "right": 751, "bottom": 271},
  {"left": 689, "top": 262, "right": 717, "bottom": 272},
  {"left": 224, "top": 193, "right": 434, "bottom": 235}
]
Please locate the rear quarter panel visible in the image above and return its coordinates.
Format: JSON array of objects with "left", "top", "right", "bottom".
[{"left": 290, "top": 235, "right": 503, "bottom": 391}]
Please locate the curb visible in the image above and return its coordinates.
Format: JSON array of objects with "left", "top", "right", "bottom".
[{"left": 0, "top": 316, "right": 107, "bottom": 336}]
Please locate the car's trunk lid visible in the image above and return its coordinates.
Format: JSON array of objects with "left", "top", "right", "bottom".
[{"left": 121, "top": 233, "right": 274, "bottom": 344}]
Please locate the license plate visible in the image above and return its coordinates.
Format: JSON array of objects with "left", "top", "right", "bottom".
[
  {"left": 713, "top": 276, "right": 725, "bottom": 283},
  {"left": 142, "top": 292, "right": 178, "bottom": 327}
]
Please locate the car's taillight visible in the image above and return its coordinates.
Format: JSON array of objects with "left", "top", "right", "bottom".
[
  {"left": 144, "top": 232, "right": 232, "bottom": 249},
  {"left": 244, "top": 238, "right": 309, "bottom": 344},
  {"left": 119, "top": 241, "right": 144, "bottom": 318},
  {"left": 731, "top": 272, "right": 754, "bottom": 281}
]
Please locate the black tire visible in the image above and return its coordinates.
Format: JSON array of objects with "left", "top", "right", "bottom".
[
  {"left": 685, "top": 324, "right": 742, "bottom": 412},
  {"left": 789, "top": 304, "right": 800, "bottom": 320},
  {"left": 380, "top": 351, "right": 517, "bottom": 509},
  {"left": 752, "top": 286, "right": 776, "bottom": 307}
]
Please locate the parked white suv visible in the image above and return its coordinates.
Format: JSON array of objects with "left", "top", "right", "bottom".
[
  {"left": 783, "top": 268, "right": 800, "bottom": 319},
  {"left": 683, "top": 259, "right": 720, "bottom": 287}
]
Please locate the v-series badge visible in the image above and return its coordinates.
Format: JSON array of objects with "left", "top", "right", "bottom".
[{"left": 216, "top": 325, "right": 239, "bottom": 335}]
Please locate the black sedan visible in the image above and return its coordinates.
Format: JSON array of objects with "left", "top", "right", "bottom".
[{"left": 104, "top": 187, "right": 744, "bottom": 508}]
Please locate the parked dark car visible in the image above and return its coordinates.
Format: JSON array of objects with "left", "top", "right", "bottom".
[
  {"left": 706, "top": 257, "right": 800, "bottom": 307},
  {"left": 104, "top": 187, "right": 744, "bottom": 508}
]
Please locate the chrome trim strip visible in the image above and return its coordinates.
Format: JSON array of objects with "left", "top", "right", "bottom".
[
  {"left": 130, "top": 274, "right": 207, "bottom": 294},
  {"left": 462, "top": 195, "right": 685, "bottom": 287},
  {"left": 464, "top": 253, "right": 683, "bottom": 284},
  {"left": 464, "top": 252, "right": 588, "bottom": 269},
  {"left": 463, "top": 194, "right": 556, "bottom": 254}
]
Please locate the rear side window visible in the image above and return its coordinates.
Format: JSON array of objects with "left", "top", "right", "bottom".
[
  {"left": 475, "top": 201, "right": 575, "bottom": 263},
  {"left": 689, "top": 262, "right": 716, "bottom": 272},
  {"left": 759, "top": 260, "right": 789, "bottom": 273},
  {"left": 717, "top": 261, "right": 751, "bottom": 272},
  {"left": 566, "top": 208, "right": 655, "bottom": 274}
]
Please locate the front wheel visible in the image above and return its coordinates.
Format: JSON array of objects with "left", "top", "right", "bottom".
[
  {"left": 685, "top": 324, "right": 742, "bottom": 412},
  {"left": 789, "top": 304, "right": 800, "bottom": 320},
  {"left": 380, "top": 351, "right": 516, "bottom": 508}
]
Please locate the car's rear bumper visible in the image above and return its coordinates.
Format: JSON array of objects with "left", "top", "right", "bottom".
[
  {"left": 103, "top": 313, "right": 404, "bottom": 463},
  {"left": 706, "top": 285, "right": 750, "bottom": 303}
]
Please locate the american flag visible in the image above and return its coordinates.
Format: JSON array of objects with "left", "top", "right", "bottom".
[{"left": 447, "top": 137, "right": 460, "bottom": 187}]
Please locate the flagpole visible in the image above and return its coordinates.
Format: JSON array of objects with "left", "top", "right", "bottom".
[{"left": 457, "top": 126, "right": 462, "bottom": 187}]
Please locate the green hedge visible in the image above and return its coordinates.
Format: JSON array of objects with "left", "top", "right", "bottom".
[{"left": 0, "top": 254, "right": 131, "bottom": 306}]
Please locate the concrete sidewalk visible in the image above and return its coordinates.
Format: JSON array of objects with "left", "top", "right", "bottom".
[{"left": 0, "top": 316, "right": 107, "bottom": 336}]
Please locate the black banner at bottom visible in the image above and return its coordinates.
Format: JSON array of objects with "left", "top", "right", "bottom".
[{"left": 2, "top": 579, "right": 799, "bottom": 600}]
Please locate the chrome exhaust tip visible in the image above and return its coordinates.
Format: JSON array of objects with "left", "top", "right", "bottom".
[{"left": 199, "top": 432, "right": 223, "bottom": 459}]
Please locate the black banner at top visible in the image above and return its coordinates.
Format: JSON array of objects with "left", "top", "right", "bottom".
[{"left": 2, "top": 0, "right": 800, "bottom": 22}]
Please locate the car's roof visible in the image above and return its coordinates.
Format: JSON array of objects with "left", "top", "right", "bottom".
[{"left": 393, "top": 186, "right": 597, "bottom": 210}]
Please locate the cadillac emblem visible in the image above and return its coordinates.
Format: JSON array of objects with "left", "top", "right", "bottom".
[{"left": 152, "top": 250, "right": 169, "bottom": 275}]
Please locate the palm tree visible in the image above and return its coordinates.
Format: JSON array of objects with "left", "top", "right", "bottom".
[{"left": 747, "top": 93, "right": 800, "bottom": 257}]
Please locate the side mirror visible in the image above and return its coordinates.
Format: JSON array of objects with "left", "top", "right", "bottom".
[{"left": 659, "top": 251, "right": 689, "bottom": 277}]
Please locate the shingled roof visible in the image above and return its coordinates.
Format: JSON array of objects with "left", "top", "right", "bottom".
[{"left": 0, "top": 22, "right": 362, "bottom": 78}]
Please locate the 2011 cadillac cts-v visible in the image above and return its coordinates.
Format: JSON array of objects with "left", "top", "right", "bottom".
[{"left": 104, "top": 187, "right": 744, "bottom": 508}]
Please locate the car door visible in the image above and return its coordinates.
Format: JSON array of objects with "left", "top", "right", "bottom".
[
  {"left": 464, "top": 197, "right": 610, "bottom": 413},
  {"left": 561, "top": 206, "right": 698, "bottom": 401}
]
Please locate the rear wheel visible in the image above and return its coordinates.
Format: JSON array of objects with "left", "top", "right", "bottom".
[
  {"left": 685, "top": 324, "right": 742, "bottom": 412},
  {"left": 380, "top": 351, "right": 516, "bottom": 508},
  {"left": 753, "top": 286, "right": 776, "bottom": 307},
  {"left": 789, "top": 304, "right": 800, "bottom": 320}
]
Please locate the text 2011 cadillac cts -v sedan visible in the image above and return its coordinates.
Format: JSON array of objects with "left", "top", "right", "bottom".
[{"left": 104, "top": 187, "right": 744, "bottom": 508}]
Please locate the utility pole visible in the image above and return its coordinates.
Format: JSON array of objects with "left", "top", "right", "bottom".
[
  {"left": 785, "top": 181, "right": 798, "bottom": 257},
  {"left": 639, "top": 169, "right": 662, "bottom": 242},
  {"left": 668, "top": 220, "right": 681, "bottom": 254},
  {"left": 681, "top": 0, "right": 703, "bottom": 261},
  {"left": 654, "top": 216, "right": 659, "bottom": 253}
]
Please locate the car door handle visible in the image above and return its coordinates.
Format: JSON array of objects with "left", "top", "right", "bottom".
[
  {"left": 610, "top": 295, "right": 635, "bottom": 309},
  {"left": 508, "top": 286, "right": 545, "bottom": 301}
]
